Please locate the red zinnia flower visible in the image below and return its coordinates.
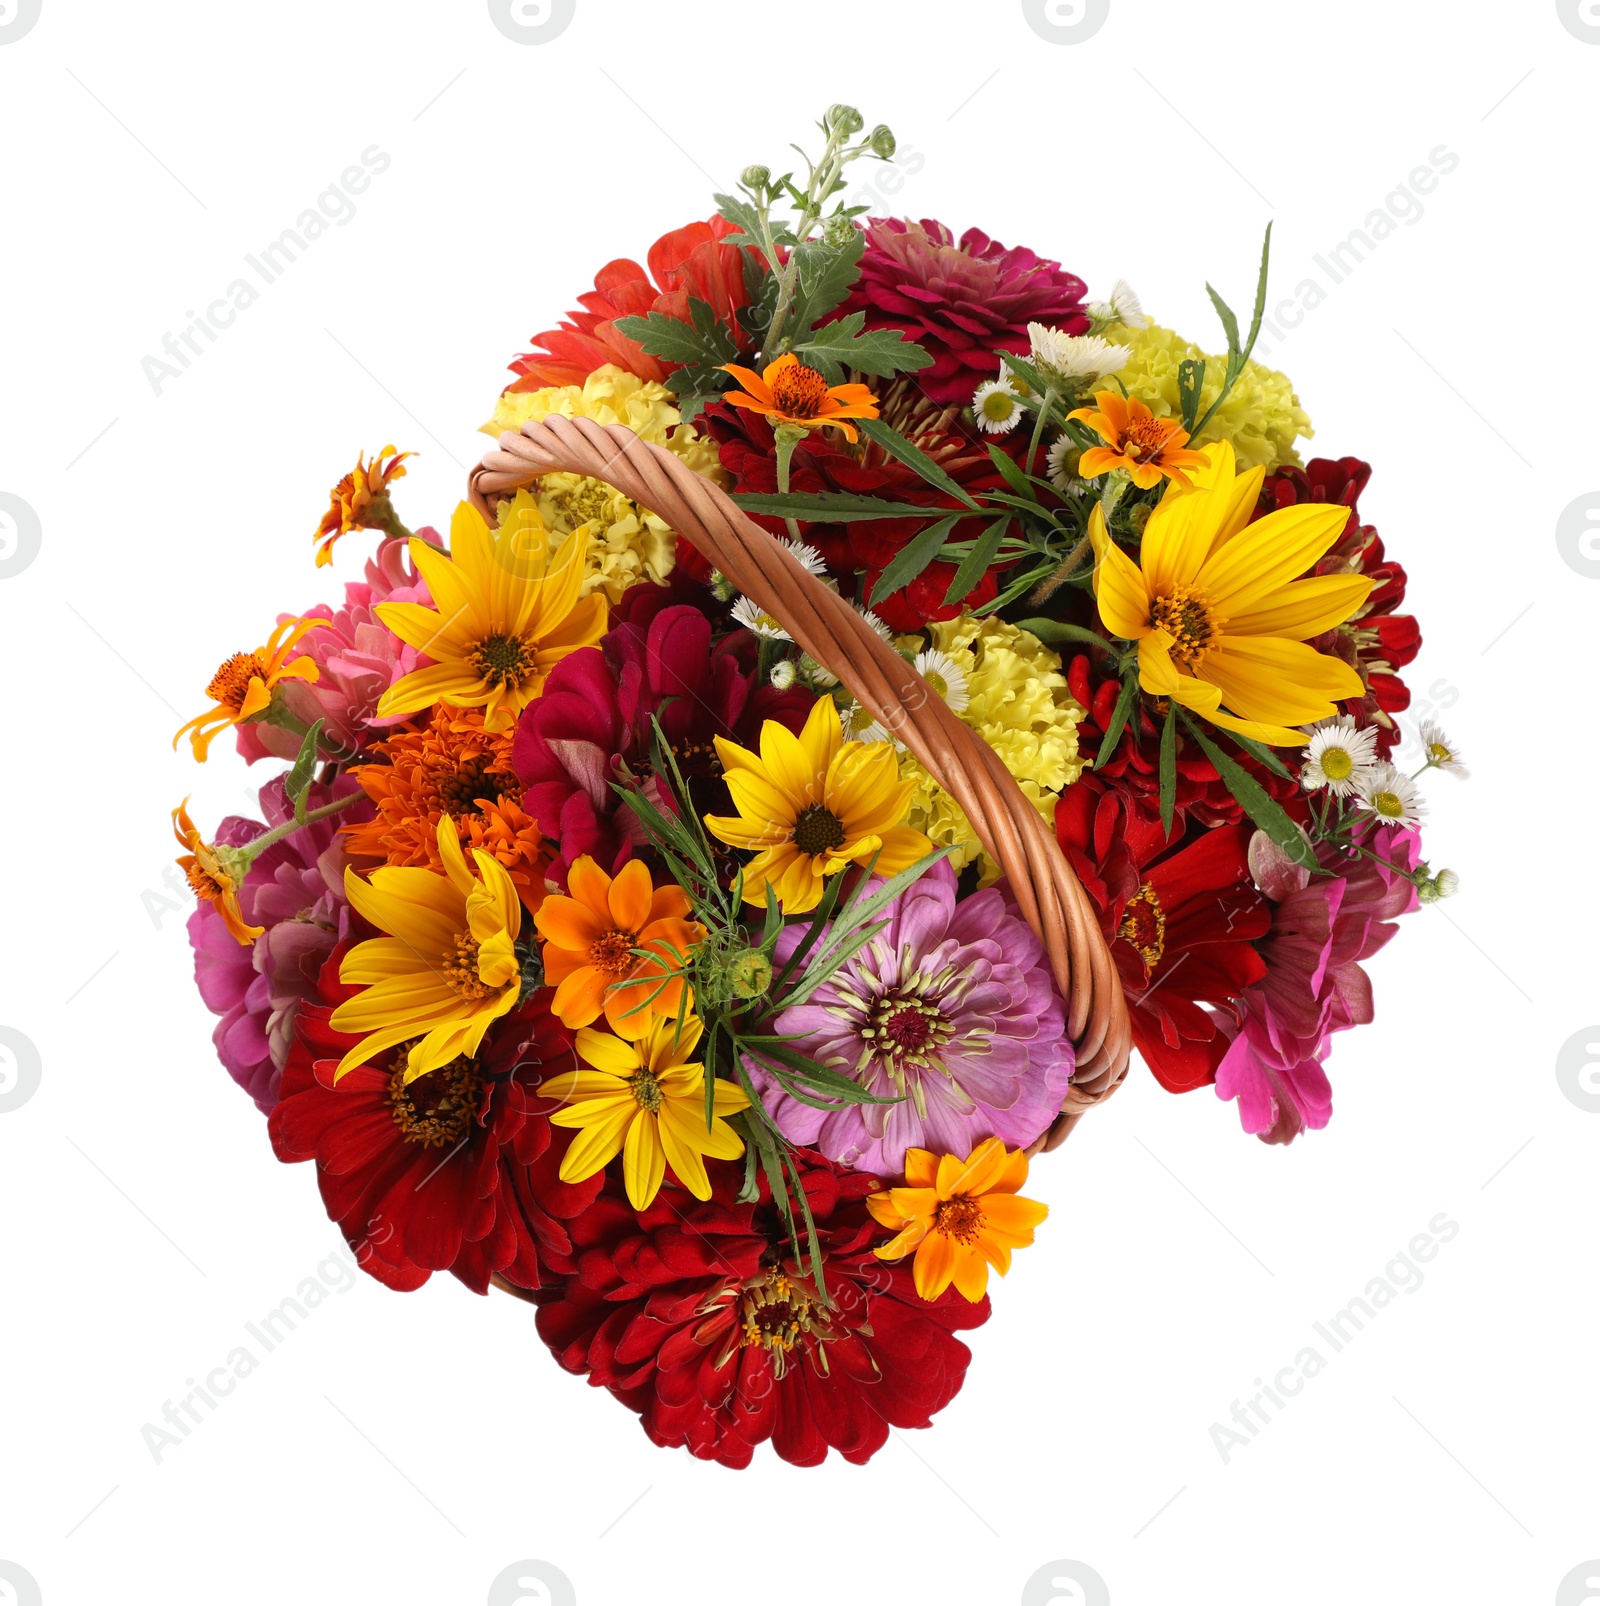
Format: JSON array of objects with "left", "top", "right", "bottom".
[
  {"left": 507, "top": 216, "right": 754, "bottom": 390},
  {"left": 533, "top": 1152, "right": 988, "bottom": 1468},
  {"left": 268, "top": 944, "right": 601, "bottom": 1294}
]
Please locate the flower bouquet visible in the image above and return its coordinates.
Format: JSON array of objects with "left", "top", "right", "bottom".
[{"left": 174, "top": 106, "right": 1461, "bottom": 1468}]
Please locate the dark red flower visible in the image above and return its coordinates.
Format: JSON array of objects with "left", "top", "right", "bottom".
[
  {"left": 507, "top": 216, "right": 754, "bottom": 391},
  {"left": 534, "top": 1152, "right": 988, "bottom": 1468},
  {"left": 268, "top": 944, "right": 601, "bottom": 1294},
  {"left": 840, "top": 218, "right": 1089, "bottom": 405},
  {"left": 1258, "top": 459, "right": 1421, "bottom": 749},
  {"left": 703, "top": 379, "right": 1012, "bottom": 620},
  {"left": 512, "top": 590, "right": 812, "bottom": 881},
  {"left": 1055, "top": 776, "right": 1269, "bottom": 1092}
]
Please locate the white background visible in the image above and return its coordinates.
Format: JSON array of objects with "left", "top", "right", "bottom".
[{"left": 1, "top": 2, "right": 1596, "bottom": 1603}]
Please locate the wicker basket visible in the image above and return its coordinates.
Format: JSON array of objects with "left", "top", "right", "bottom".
[{"left": 469, "top": 414, "right": 1130, "bottom": 1150}]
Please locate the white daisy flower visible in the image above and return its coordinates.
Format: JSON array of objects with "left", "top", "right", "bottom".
[
  {"left": 972, "top": 378, "right": 1023, "bottom": 435},
  {"left": 1357, "top": 762, "right": 1426, "bottom": 828},
  {"left": 1088, "top": 278, "right": 1148, "bottom": 331},
  {"left": 860, "top": 610, "right": 894, "bottom": 643},
  {"left": 842, "top": 699, "right": 891, "bottom": 747},
  {"left": 1300, "top": 715, "right": 1380, "bottom": 797},
  {"left": 800, "top": 653, "right": 838, "bottom": 688},
  {"left": 784, "top": 537, "right": 829, "bottom": 580},
  {"left": 1046, "top": 434, "right": 1077, "bottom": 492},
  {"left": 913, "top": 648, "right": 970, "bottom": 715},
  {"left": 1416, "top": 720, "right": 1469, "bottom": 779},
  {"left": 1027, "top": 324, "right": 1132, "bottom": 386},
  {"left": 731, "top": 596, "right": 791, "bottom": 641}
]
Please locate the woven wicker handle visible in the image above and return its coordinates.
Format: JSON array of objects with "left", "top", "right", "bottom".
[{"left": 469, "top": 415, "right": 1130, "bottom": 1146}]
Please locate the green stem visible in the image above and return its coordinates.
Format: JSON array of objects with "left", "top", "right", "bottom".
[
  {"left": 775, "top": 426, "right": 803, "bottom": 544},
  {"left": 234, "top": 788, "right": 366, "bottom": 868},
  {"left": 1025, "top": 387, "right": 1058, "bottom": 480}
]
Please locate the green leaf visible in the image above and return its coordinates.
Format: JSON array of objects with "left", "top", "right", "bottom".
[
  {"left": 1227, "top": 729, "right": 1297, "bottom": 782},
  {"left": 1206, "top": 283, "right": 1242, "bottom": 358},
  {"left": 713, "top": 191, "right": 768, "bottom": 255},
  {"left": 1192, "top": 224, "right": 1274, "bottom": 441},
  {"left": 1243, "top": 221, "right": 1274, "bottom": 361},
  {"left": 943, "top": 515, "right": 1009, "bottom": 605},
  {"left": 1180, "top": 713, "right": 1317, "bottom": 870},
  {"left": 790, "top": 231, "right": 866, "bottom": 333},
  {"left": 790, "top": 311, "right": 932, "bottom": 380},
  {"left": 868, "top": 514, "right": 959, "bottom": 606},
  {"left": 1012, "top": 618, "right": 1117, "bottom": 657},
  {"left": 1178, "top": 358, "right": 1207, "bottom": 433},
  {"left": 1095, "top": 675, "right": 1140, "bottom": 769},
  {"left": 857, "top": 417, "right": 980, "bottom": 509},
  {"left": 987, "top": 442, "right": 1035, "bottom": 498},
  {"left": 286, "top": 718, "right": 324, "bottom": 824},
  {"left": 614, "top": 300, "right": 736, "bottom": 369},
  {"left": 1158, "top": 703, "right": 1177, "bottom": 839},
  {"left": 740, "top": 1039, "right": 901, "bottom": 1107},
  {"left": 731, "top": 490, "right": 985, "bottom": 523}
]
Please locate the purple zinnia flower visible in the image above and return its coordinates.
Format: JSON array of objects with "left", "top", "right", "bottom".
[
  {"left": 187, "top": 775, "right": 368, "bottom": 1113},
  {"left": 841, "top": 218, "right": 1090, "bottom": 406},
  {"left": 749, "top": 861, "right": 1073, "bottom": 1176}
]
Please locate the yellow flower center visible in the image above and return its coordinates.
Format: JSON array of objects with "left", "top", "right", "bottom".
[
  {"left": 1118, "top": 882, "right": 1166, "bottom": 970},
  {"left": 471, "top": 632, "right": 535, "bottom": 689},
  {"left": 733, "top": 1268, "right": 836, "bottom": 1380},
  {"left": 933, "top": 1193, "right": 985, "bottom": 1244},
  {"left": 587, "top": 929, "right": 639, "bottom": 981},
  {"left": 1427, "top": 741, "right": 1453, "bottom": 765},
  {"left": 770, "top": 362, "right": 832, "bottom": 420},
  {"left": 627, "top": 1068, "right": 664, "bottom": 1114},
  {"left": 1371, "top": 789, "right": 1404, "bottom": 819},
  {"left": 440, "top": 932, "right": 491, "bottom": 1001},
  {"left": 978, "top": 390, "right": 1015, "bottom": 422},
  {"left": 792, "top": 802, "right": 847, "bottom": 857},
  {"left": 1320, "top": 747, "right": 1354, "bottom": 781},
  {"left": 1148, "top": 585, "right": 1222, "bottom": 670},
  {"left": 387, "top": 1051, "right": 481, "bottom": 1147},
  {"left": 206, "top": 651, "right": 269, "bottom": 712}
]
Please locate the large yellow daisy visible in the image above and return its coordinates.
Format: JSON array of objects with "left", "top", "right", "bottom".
[
  {"left": 704, "top": 695, "right": 931, "bottom": 914},
  {"left": 541, "top": 1015, "right": 749, "bottom": 1210},
  {"left": 1088, "top": 442, "right": 1373, "bottom": 745},
  {"left": 375, "top": 500, "right": 608, "bottom": 732},
  {"left": 330, "top": 815, "right": 523, "bottom": 1082}
]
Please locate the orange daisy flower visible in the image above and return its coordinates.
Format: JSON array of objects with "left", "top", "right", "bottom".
[
  {"left": 173, "top": 617, "right": 324, "bottom": 762},
  {"left": 1067, "top": 389, "right": 1210, "bottom": 491},
  {"left": 720, "top": 354, "right": 879, "bottom": 442},
  {"left": 866, "top": 1137, "right": 1048, "bottom": 1303},
  {"left": 172, "top": 800, "right": 263, "bottom": 945},
  {"left": 313, "top": 445, "right": 413, "bottom": 567},
  {"left": 342, "top": 704, "right": 548, "bottom": 905},
  {"left": 533, "top": 856, "right": 705, "bottom": 1038}
]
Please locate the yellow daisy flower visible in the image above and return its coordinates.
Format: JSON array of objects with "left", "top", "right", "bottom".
[
  {"left": 704, "top": 694, "right": 931, "bottom": 914},
  {"left": 375, "top": 500, "right": 608, "bottom": 733},
  {"left": 1088, "top": 441, "right": 1373, "bottom": 746},
  {"left": 330, "top": 815, "right": 524, "bottom": 1082},
  {"left": 542, "top": 1015, "right": 749, "bottom": 1210}
]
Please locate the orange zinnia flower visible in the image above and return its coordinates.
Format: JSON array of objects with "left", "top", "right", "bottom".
[
  {"left": 313, "top": 445, "right": 413, "bottom": 566},
  {"left": 172, "top": 800, "right": 263, "bottom": 945},
  {"left": 533, "top": 856, "right": 705, "bottom": 1038},
  {"left": 866, "top": 1138, "right": 1048, "bottom": 1302},
  {"left": 173, "top": 617, "right": 324, "bottom": 761},
  {"left": 720, "top": 354, "right": 879, "bottom": 442},
  {"left": 1068, "top": 389, "right": 1210, "bottom": 490},
  {"left": 342, "top": 704, "right": 547, "bottom": 905}
]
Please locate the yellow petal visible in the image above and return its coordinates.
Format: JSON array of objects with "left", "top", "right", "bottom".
[
  {"left": 1088, "top": 505, "right": 1152, "bottom": 641},
  {"left": 1196, "top": 503, "right": 1352, "bottom": 616},
  {"left": 1224, "top": 572, "right": 1375, "bottom": 641}
]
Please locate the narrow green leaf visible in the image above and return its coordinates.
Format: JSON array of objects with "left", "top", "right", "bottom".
[
  {"left": 868, "top": 515, "right": 959, "bottom": 606},
  {"left": 857, "top": 417, "right": 980, "bottom": 509},
  {"left": 987, "top": 442, "right": 1034, "bottom": 498},
  {"left": 1158, "top": 703, "right": 1178, "bottom": 838},
  {"left": 1013, "top": 618, "right": 1117, "bottom": 657},
  {"left": 1206, "top": 283, "right": 1242, "bottom": 358},
  {"left": 1181, "top": 713, "right": 1317, "bottom": 869},
  {"left": 943, "top": 515, "right": 1009, "bottom": 606},
  {"left": 1178, "top": 358, "right": 1207, "bottom": 434},
  {"left": 732, "top": 490, "right": 985, "bottom": 523},
  {"left": 1094, "top": 675, "right": 1140, "bottom": 769},
  {"left": 286, "top": 718, "right": 324, "bottom": 824},
  {"left": 1227, "top": 729, "right": 1297, "bottom": 782}
]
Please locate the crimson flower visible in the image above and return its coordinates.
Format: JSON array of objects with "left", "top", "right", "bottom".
[
  {"left": 534, "top": 1152, "right": 988, "bottom": 1468},
  {"left": 268, "top": 944, "right": 601, "bottom": 1294},
  {"left": 840, "top": 217, "right": 1089, "bottom": 405},
  {"left": 507, "top": 217, "right": 753, "bottom": 390}
]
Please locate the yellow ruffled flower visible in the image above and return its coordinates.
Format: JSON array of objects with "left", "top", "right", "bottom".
[
  {"left": 1102, "top": 321, "right": 1311, "bottom": 471},
  {"left": 481, "top": 364, "right": 726, "bottom": 605},
  {"left": 897, "top": 615, "right": 1087, "bottom": 883}
]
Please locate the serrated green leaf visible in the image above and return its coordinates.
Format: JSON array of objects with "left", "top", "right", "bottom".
[
  {"left": 1206, "top": 283, "right": 1242, "bottom": 358},
  {"left": 1095, "top": 675, "right": 1140, "bottom": 769},
  {"left": 1180, "top": 713, "right": 1317, "bottom": 870},
  {"left": 791, "top": 311, "right": 931, "bottom": 380},
  {"left": 1159, "top": 702, "right": 1178, "bottom": 839},
  {"left": 943, "top": 515, "right": 1009, "bottom": 605},
  {"left": 857, "top": 417, "right": 980, "bottom": 509},
  {"left": 1178, "top": 357, "right": 1207, "bottom": 433},
  {"left": 867, "top": 514, "right": 959, "bottom": 606},
  {"left": 614, "top": 301, "right": 737, "bottom": 370},
  {"left": 790, "top": 231, "right": 865, "bottom": 334}
]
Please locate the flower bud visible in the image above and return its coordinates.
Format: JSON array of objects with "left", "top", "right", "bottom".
[
  {"left": 826, "top": 103, "right": 863, "bottom": 136},
  {"left": 867, "top": 124, "right": 896, "bottom": 159},
  {"left": 1434, "top": 868, "right": 1459, "bottom": 899},
  {"left": 709, "top": 570, "right": 737, "bottom": 602},
  {"left": 727, "top": 950, "right": 773, "bottom": 1001},
  {"left": 822, "top": 212, "right": 858, "bottom": 248},
  {"left": 769, "top": 659, "right": 797, "bottom": 690},
  {"left": 741, "top": 164, "right": 771, "bottom": 190}
]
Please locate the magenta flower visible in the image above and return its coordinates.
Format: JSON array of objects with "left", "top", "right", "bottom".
[
  {"left": 187, "top": 775, "right": 368, "bottom": 1112},
  {"left": 1216, "top": 827, "right": 1420, "bottom": 1144},
  {"left": 235, "top": 537, "right": 433, "bottom": 765},
  {"left": 842, "top": 218, "right": 1089, "bottom": 405},
  {"left": 749, "top": 861, "right": 1074, "bottom": 1176}
]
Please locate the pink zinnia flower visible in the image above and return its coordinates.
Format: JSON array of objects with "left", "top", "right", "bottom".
[
  {"left": 841, "top": 218, "right": 1089, "bottom": 405},
  {"left": 748, "top": 861, "right": 1074, "bottom": 1176},
  {"left": 187, "top": 775, "right": 369, "bottom": 1112},
  {"left": 1216, "top": 826, "right": 1420, "bottom": 1144}
]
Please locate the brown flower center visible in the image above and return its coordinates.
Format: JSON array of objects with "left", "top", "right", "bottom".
[
  {"left": 792, "top": 803, "right": 847, "bottom": 857},
  {"left": 185, "top": 861, "right": 227, "bottom": 901},
  {"left": 1118, "top": 882, "right": 1166, "bottom": 971},
  {"left": 587, "top": 929, "right": 639, "bottom": 980},
  {"left": 933, "top": 1194, "right": 984, "bottom": 1244},
  {"left": 1148, "top": 586, "right": 1221, "bottom": 670},
  {"left": 434, "top": 753, "right": 516, "bottom": 815},
  {"left": 733, "top": 1268, "right": 837, "bottom": 1380},
  {"left": 770, "top": 362, "right": 832, "bottom": 419},
  {"left": 205, "top": 651, "right": 270, "bottom": 712},
  {"left": 440, "top": 932, "right": 491, "bottom": 1001},
  {"left": 627, "top": 1068, "right": 664, "bottom": 1114},
  {"left": 471, "top": 632, "right": 535, "bottom": 688},
  {"left": 1118, "top": 414, "right": 1181, "bottom": 464},
  {"left": 387, "top": 1051, "right": 481, "bottom": 1147}
]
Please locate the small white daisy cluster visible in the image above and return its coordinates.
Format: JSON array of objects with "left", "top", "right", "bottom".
[
  {"left": 1087, "top": 278, "right": 1149, "bottom": 332},
  {"left": 842, "top": 646, "right": 970, "bottom": 752},
  {"left": 969, "top": 316, "right": 1134, "bottom": 437},
  {"left": 730, "top": 538, "right": 832, "bottom": 643}
]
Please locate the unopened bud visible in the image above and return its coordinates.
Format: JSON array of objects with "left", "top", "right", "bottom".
[
  {"left": 867, "top": 124, "right": 896, "bottom": 159},
  {"left": 1434, "top": 868, "right": 1459, "bottom": 899},
  {"left": 826, "top": 103, "right": 863, "bottom": 136},
  {"left": 728, "top": 950, "right": 773, "bottom": 1001},
  {"left": 741, "top": 164, "right": 771, "bottom": 190},
  {"left": 709, "top": 569, "right": 737, "bottom": 602},
  {"left": 769, "top": 659, "right": 797, "bottom": 690}
]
